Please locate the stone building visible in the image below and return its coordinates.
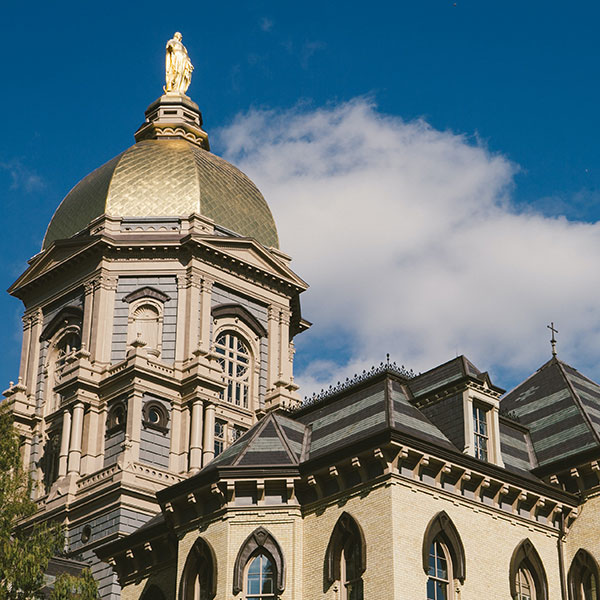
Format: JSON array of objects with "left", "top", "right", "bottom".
[{"left": 4, "top": 43, "right": 600, "bottom": 600}]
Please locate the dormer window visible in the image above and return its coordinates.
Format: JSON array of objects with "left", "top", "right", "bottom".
[{"left": 472, "top": 405, "right": 489, "bottom": 461}]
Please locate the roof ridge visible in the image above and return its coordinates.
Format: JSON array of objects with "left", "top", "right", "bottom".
[{"left": 555, "top": 359, "right": 600, "bottom": 446}]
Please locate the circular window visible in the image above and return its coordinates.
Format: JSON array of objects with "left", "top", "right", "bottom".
[
  {"left": 81, "top": 525, "right": 92, "bottom": 543},
  {"left": 148, "top": 407, "right": 160, "bottom": 424},
  {"left": 142, "top": 401, "right": 169, "bottom": 430}
]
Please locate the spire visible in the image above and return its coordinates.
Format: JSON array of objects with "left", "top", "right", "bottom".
[{"left": 134, "top": 33, "right": 209, "bottom": 150}]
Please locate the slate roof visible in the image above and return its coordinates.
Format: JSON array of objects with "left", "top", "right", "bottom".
[
  {"left": 501, "top": 357, "right": 600, "bottom": 471},
  {"left": 210, "top": 413, "right": 305, "bottom": 467}
]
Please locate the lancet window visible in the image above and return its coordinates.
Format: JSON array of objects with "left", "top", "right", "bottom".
[
  {"left": 509, "top": 539, "right": 548, "bottom": 600},
  {"left": 233, "top": 528, "right": 285, "bottom": 598},
  {"left": 180, "top": 538, "right": 217, "bottom": 600},
  {"left": 325, "top": 513, "right": 366, "bottom": 600},
  {"left": 422, "top": 512, "right": 466, "bottom": 600},
  {"left": 568, "top": 549, "right": 600, "bottom": 600}
]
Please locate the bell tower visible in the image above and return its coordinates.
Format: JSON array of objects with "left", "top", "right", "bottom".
[{"left": 3, "top": 33, "right": 309, "bottom": 600}]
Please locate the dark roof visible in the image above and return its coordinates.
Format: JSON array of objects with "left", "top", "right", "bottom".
[
  {"left": 501, "top": 357, "right": 600, "bottom": 471},
  {"left": 210, "top": 413, "right": 305, "bottom": 467}
]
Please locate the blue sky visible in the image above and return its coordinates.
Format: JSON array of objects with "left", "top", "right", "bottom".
[{"left": 2, "top": 1, "right": 600, "bottom": 394}]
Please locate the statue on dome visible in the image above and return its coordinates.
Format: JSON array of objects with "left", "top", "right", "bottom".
[{"left": 164, "top": 32, "right": 194, "bottom": 95}]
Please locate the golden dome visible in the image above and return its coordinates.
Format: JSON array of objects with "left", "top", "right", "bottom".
[{"left": 43, "top": 139, "right": 279, "bottom": 250}]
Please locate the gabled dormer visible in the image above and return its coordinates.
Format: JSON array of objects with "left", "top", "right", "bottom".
[{"left": 406, "top": 356, "right": 506, "bottom": 467}]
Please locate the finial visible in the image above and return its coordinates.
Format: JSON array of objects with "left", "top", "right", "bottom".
[
  {"left": 386, "top": 353, "right": 390, "bottom": 366},
  {"left": 547, "top": 322, "right": 558, "bottom": 357},
  {"left": 164, "top": 32, "right": 194, "bottom": 95}
]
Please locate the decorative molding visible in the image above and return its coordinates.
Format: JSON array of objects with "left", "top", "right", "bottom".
[
  {"left": 299, "top": 361, "right": 416, "bottom": 408},
  {"left": 211, "top": 303, "right": 267, "bottom": 339},
  {"left": 123, "top": 286, "right": 171, "bottom": 305}
]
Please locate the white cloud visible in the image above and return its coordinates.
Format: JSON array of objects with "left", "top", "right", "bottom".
[
  {"left": 0, "top": 160, "right": 45, "bottom": 193},
  {"left": 218, "top": 99, "right": 600, "bottom": 395}
]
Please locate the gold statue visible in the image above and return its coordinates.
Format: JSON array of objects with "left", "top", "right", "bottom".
[{"left": 165, "top": 32, "right": 194, "bottom": 95}]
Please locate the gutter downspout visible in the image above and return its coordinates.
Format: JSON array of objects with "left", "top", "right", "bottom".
[{"left": 558, "top": 513, "right": 568, "bottom": 600}]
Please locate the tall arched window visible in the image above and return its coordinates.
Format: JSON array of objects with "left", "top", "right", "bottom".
[
  {"left": 233, "top": 528, "right": 285, "bottom": 598},
  {"left": 568, "top": 549, "right": 600, "bottom": 600},
  {"left": 509, "top": 539, "right": 548, "bottom": 600},
  {"left": 214, "top": 331, "right": 251, "bottom": 408},
  {"left": 180, "top": 537, "right": 217, "bottom": 600},
  {"left": 427, "top": 539, "right": 451, "bottom": 600},
  {"left": 422, "top": 512, "right": 466, "bottom": 600},
  {"left": 246, "top": 554, "right": 276, "bottom": 600},
  {"left": 325, "top": 512, "right": 366, "bottom": 599}
]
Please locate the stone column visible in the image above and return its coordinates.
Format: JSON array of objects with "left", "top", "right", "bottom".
[
  {"left": 189, "top": 398, "right": 204, "bottom": 472},
  {"left": 185, "top": 269, "right": 201, "bottom": 356},
  {"left": 81, "top": 278, "right": 97, "bottom": 352},
  {"left": 58, "top": 408, "right": 71, "bottom": 477},
  {"left": 198, "top": 278, "right": 213, "bottom": 354},
  {"left": 19, "top": 315, "right": 32, "bottom": 388},
  {"left": 202, "top": 401, "right": 215, "bottom": 466},
  {"left": 92, "top": 272, "right": 117, "bottom": 364},
  {"left": 175, "top": 274, "right": 187, "bottom": 362},
  {"left": 68, "top": 402, "right": 84, "bottom": 475},
  {"left": 278, "top": 309, "right": 291, "bottom": 383},
  {"left": 266, "top": 305, "right": 280, "bottom": 389},
  {"left": 25, "top": 310, "right": 43, "bottom": 396},
  {"left": 491, "top": 407, "right": 504, "bottom": 467}
]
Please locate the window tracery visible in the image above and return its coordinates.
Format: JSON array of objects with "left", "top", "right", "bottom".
[
  {"left": 214, "top": 331, "right": 251, "bottom": 408},
  {"left": 245, "top": 554, "right": 276, "bottom": 600}
]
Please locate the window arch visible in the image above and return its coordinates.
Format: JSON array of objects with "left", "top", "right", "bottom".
[
  {"left": 325, "top": 512, "right": 366, "bottom": 599},
  {"left": 569, "top": 549, "right": 600, "bottom": 600},
  {"left": 214, "top": 331, "right": 252, "bottom": 408},
  {"left": 44, "top": 325, "right": 82, "bottom": 414},
  {"left": 180, "top": 537, "right": 217, "bottom": 600},
  {"left": 233, "top": 527, "right": 285, "bottom": 597},
  {"left": 422, "top": 511, "right": 466, "bottom": 586},
  {"left": 509, "top": 539, "right": 548, "bottom": 600}
]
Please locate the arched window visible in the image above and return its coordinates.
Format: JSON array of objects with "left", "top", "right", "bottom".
[
  {"left": 233, "top": 528, "right": 285, "bottom": 597},
  {"left": 325, "top": 512, "right": 366, "bottom": 599},
  {"left": 509, "top": 539, "right": 548, "bottom": 600},
  {"left": 515, "top": 566, "right": 535, "bottom": 600},
  {"left": 245, "top": 554, "right": 276, "bottom": 600},
  {"left": 568, "top": 549, "right": 600, "bottom": 600},
  {"left": 214, "top": 331, "right": 251, "bottom": 408},
  {"left": 427, "top": 539, "right": 451, "bottom": 600},
  {"left": 180, "top": 537, "right": 217, "bottom": 600},
  {"left": 422, "top": 512, "right": 466, "bottom": 593}
]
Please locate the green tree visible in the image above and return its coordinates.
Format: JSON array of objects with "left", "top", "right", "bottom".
[
  {"left": 0, "top": 401, "right": 64, "bottom": 600},
  {"left": 50, "top": 569, "right": 98, "bottom": 600}
]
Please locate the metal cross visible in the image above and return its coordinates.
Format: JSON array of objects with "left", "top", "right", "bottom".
[{"left": 547, "top": 322, "right": 558, "bottom": 357}]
